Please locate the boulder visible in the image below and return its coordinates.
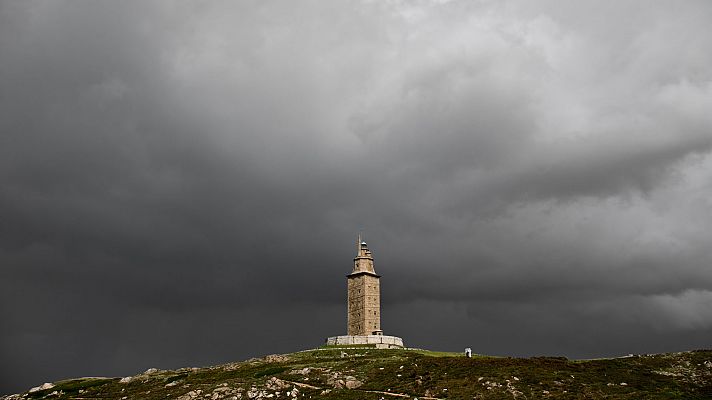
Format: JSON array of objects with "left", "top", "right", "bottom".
[
  {"left": 29, "top": 383, "right": 54, "bottom": 393},
  {"left": 344, "top": 377, "right": 362, "bottom": 389}
]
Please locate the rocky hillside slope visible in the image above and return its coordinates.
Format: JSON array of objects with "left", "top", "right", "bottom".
[{"left": 3, "top": 347, "right": 711, "bottom": 399}]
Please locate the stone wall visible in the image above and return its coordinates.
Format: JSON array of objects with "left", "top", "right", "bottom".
[
  {"left": 347, "top": 273, "right": 380, "bottom": 335},
  {"left": 325, "top": 335, "right": 404, "bottom": 348}
]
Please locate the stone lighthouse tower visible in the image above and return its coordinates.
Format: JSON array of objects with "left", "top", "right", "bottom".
[
  {"left": 347, "top": 235, "right": 381, "bottom": 336},
  {"left": 326, "top": 236, "right": 404, "bottom": 348}
]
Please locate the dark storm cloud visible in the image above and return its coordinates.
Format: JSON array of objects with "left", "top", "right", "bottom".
[{"left": 2, "top": 0, "right": 712, "bottom": 394}]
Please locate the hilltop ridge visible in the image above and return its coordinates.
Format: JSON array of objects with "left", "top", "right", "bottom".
[{"left": 3, "top": 347, "right": 712, "bottom": 399}]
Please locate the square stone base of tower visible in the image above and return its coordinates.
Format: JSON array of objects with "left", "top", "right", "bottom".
[{"left": 325, "top": 335, "right": 404, "bottom": 349}]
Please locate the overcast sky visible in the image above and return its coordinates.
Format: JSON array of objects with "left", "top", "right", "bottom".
[{"left": 2, "top": 0, "right": 712, "bottom": 394}]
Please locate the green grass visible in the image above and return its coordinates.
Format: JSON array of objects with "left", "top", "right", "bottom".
[
  {"left": 406, "top": 348, "right": 466, "bottom": 357},
  {"left": 252, "top": 366, "right": 290, "bottom": 378},
  {"left": 24, "top": 377, "right": 117, "bottom": 399},
  {"left": 7, "top": 348, "right": 712, "bottom": 400}
]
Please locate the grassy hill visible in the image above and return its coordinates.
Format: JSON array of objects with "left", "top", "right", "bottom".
[{"left": 3, "top": 347, "right": 711, "bottom": 399}]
